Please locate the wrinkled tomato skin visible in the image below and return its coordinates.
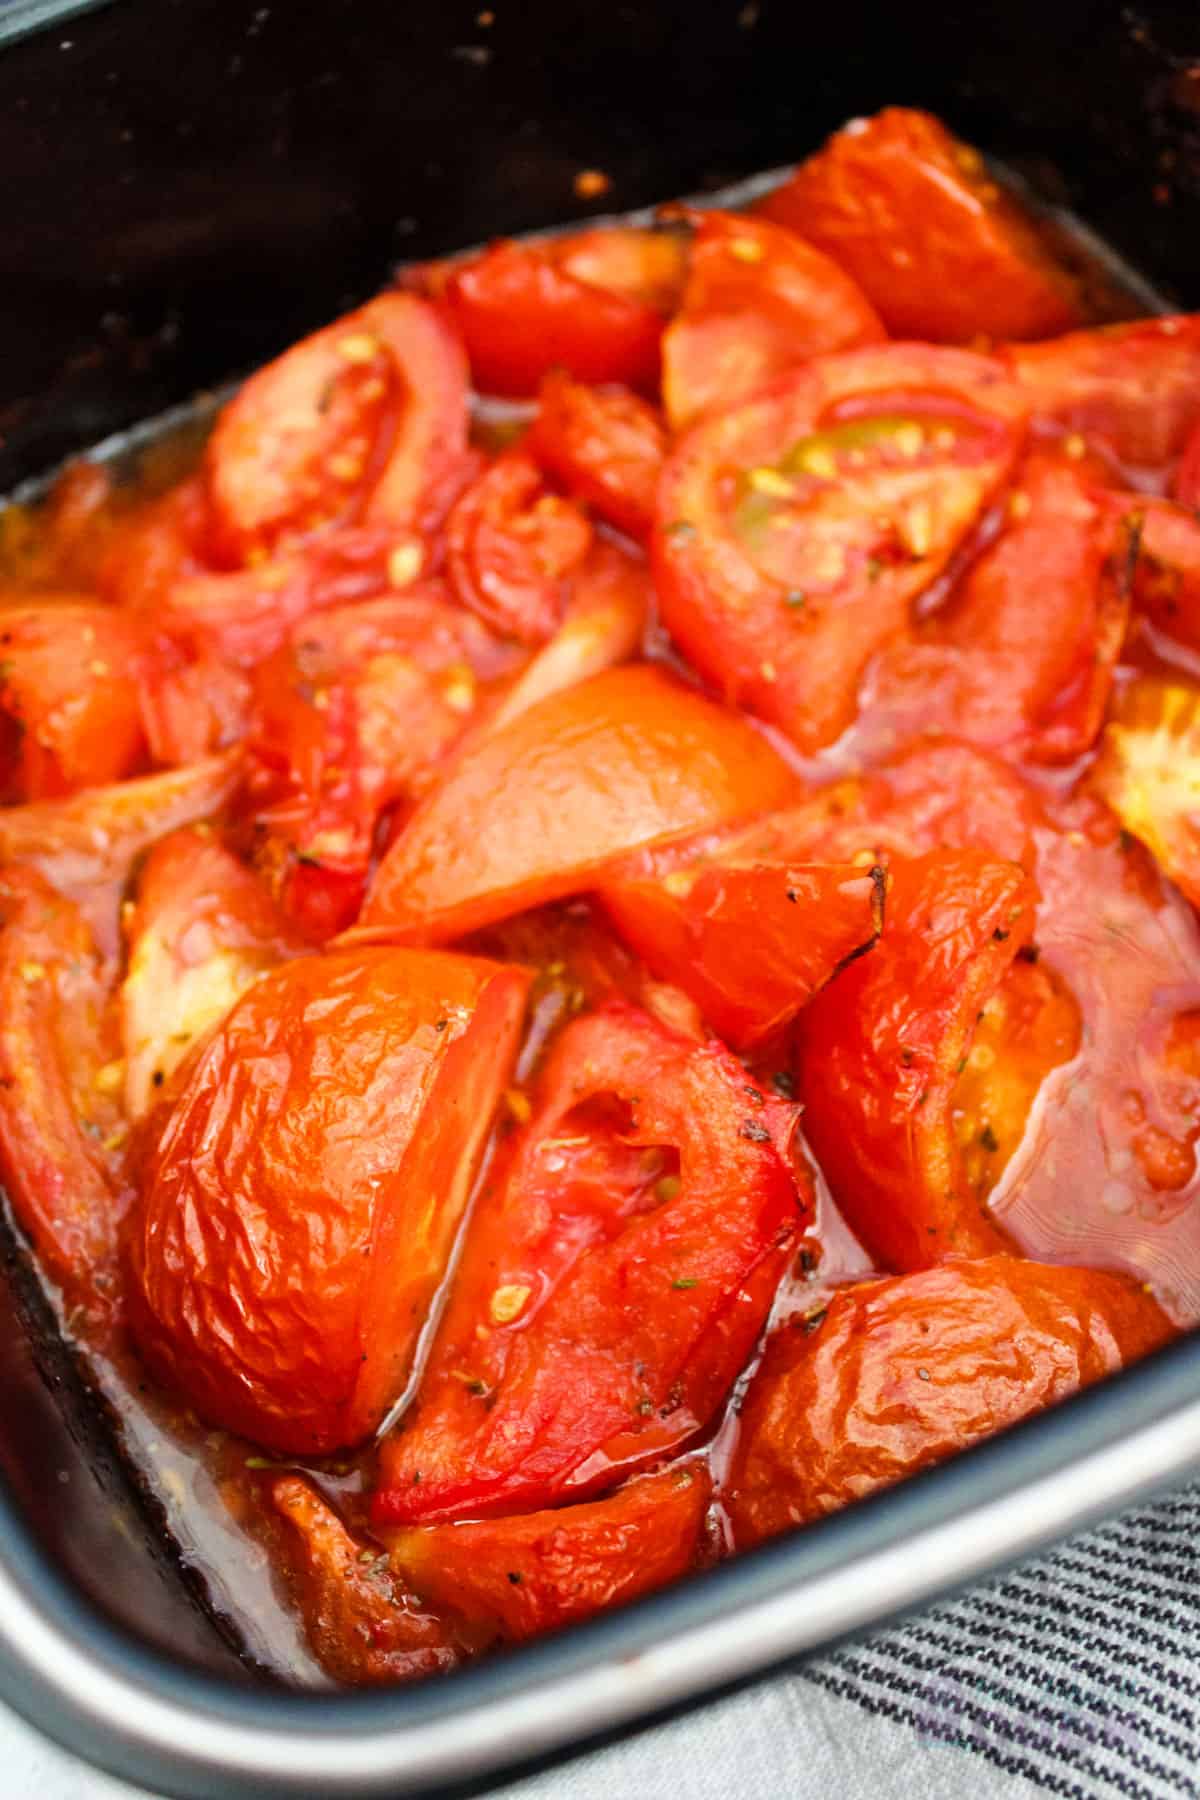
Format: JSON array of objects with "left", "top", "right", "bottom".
[
  {"left": 653, "top": 346, "right": 1027, "bottom": 754},
  {"left": 725, "top": 1257, "right": 1173, "bottom": 1546},
  {"left": 600, "top": 860, "right": 882, "bottom": 1051},
  {"left": 757, "top": 108, "right": 1082, "bottom": 343},
  {"left": 0, "top": 600, "right": 147, "bottom": 800},
  {"left": 797, "top": 850, "right": 1037, "bottom": 1270},
  {"left": 528, "top": 372, "right": 667, "bottom": 543},
  {"left": 357, "top": 664, "right": 801, "bottom": 945},
  {"left": 445, "top": 451, "right": 592, "bottom": 644},
  {"left": 206, "top": 292, "right": 469, "bottom": 561},
  {"left": 1003, "top": 316, "right": 1200, "bottom": 475},
  {"left": 268, "top": 1477, "right": 461, "bottom": 1685},
  {"left": 384, "top": 1465, "right": 710, "bottom": 1642},
  {"left": 864, "top": 452, "right": 1126, "bottom": 764},
  {"left": 0, "top": 869, "right": 129, "bottom": 1311},
  {"left": 661, "top": 209, "right": 884, "bottom": 430},
  {"left": 121, "top": 827, "right": 296, "bottom": 1122},
  {"left": 372, "top": 1001, "right": 807, "bottom": 1525},
  {"left": 127, "top": 946, "right": 532, "bottom": 1455},
  {"left": 442, "top": 241, "right": 666, "bottom": 396}
]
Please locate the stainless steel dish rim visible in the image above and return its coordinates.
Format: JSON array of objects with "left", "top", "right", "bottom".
[{"left": 2, "top": 1333, "right": 1199, "bottom": 1799}]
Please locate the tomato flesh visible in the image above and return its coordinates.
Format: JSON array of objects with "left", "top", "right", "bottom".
[{"left": 528, "top": 371, "right": 666, "bottom": 543}]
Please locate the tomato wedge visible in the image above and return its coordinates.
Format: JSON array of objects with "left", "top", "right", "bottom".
[
  {"left": 441, "top": 240, "right": 667, "bottom": 396},
  {"left": 552, "top": 226, "right": 688, "bottom": 315},
  {"left": 863, "top": 451, "right": 1128, "bottom": 763},
  {"left": 757, "top": 108, "right": 1082, "bottom": 343},
  {"left": 121, "top": 828, "right": 296, "bottom": 1121},
  {"left": 725, "top": 1257, "right": 1172, "bottom": 1546},
  {"left": 528, "top": 371, "right": 666, "bottom": 543},
  {"left": 0, "top": 599, "right": 146, "bottom": 800},
  {"left": 358, "top": 663, "right": 800, "bottom": 944},
  {"left": 206, "top": 293, "right": 469, "bottom": 561},
  {"left": 661, "top": 209, "right": 884, "bottom": 430},
  {"left": 601, "top": 860, "right": 883, "bottom": 1050},
  {"left": 128, "top": 946, "right": 532, "bottom": 1453},
  {"left": 445, "top": 451, "right": 593, "bottom": 644},
  {"left": 383, "top": 1465, "right": 710, "bottom": 1642},
  {"left": 1003, "top": 315, "right": 1200, "bottom": 475},
  {"left": 1111, "top": 495, "right": 1200, "bottom": 652},
  {"left": 653, "top": 346, "right": 1027, "bottom": 752},
  {"left": 0, "top": 752, "right": 242, "bottom": 957},
  {"left": 372, "top": 1001, "right": 807, "bottom": 1524},
  {"left": 798, "top": 849, "right": 1040, "bottom": 1269},
  {"left": 987, "top": 808, "right": 1200, "bottom": 1325},
  {"left": 0, "top": 869, "right": 129, "bottom": 1310},
  {"left": 269, "top": 1477, "right": 459, "bottom": 1685}
]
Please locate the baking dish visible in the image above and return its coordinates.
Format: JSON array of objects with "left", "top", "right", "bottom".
[{"left": 4, "top": 0, "right": 1200, "bottom": 1793}]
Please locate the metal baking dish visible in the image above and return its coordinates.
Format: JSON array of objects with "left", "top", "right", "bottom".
[{"left": 4, "top": 0, "right": 1200, "bottom": 1793}]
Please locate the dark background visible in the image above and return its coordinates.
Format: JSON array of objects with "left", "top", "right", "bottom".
[{"left": 2, "top": 0, "right": 1200, "bottom": 487}]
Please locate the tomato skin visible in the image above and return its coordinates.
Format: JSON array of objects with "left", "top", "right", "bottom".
[
  {"left": 757, "top": 108, "right": 1082, "bottom": 343},
  {"left": 653, "top": 346, "right": 1027, "bottom": 753},
  {"left": 528, "top": 371, "right": 666, "bottom": 543},
  {"left": 601, "top": 860, "right": 882, "bottom": 1051},
  {"left": 864, "top": 452, "right": 1127, "bottom": 764},
  {"left": 1003, "top": 316, "right": 1200, "bottom": 474},
  {"left": 121, "top": 828, "right": 296, "bottom": 1121},
  {"left": 206, "top": 293, "right": 469, "bottom": 561},
  {"left": 0, "top": 752, "right": 242, "bottom": 959},
  {"left": 1114, "top": 495, "right": 1200, "bottom": 652},
  {"left": 442, "top": 241, "right": 666, "bottom": 396},
  {"left": 0, "top": 869, "right": 128, "bottom": 1310},
  {"left": 0, "top": 600, "right": 146, "bottom": 799},
  {"left": 1173, "top": 418, "right": 1200, "bottom": 509},
  {"left": 127, "top": 946, "right": 532, "bottom": 1454},
  {"left": 661, "top": 209, "right": 884, "bottom": 430},
  {"left": 725, "top": 1257, "right": 1173, "bottom": 1546},
  {"left": 384, "top": 1465, "right": 710, "bottom": 1642},
  {"left": 269, "top": 1477, "right": 460, "bottom": 1684},
  {"left": 372, "top": 1001, "right": 807, "bottom": 1524},
  {"left": 446, "top": 451, "right": 592, "bottom": 644},
  {"left": 798, "top": 850, "right": 1037, "bottom": 1270},
  {"left": 358, "top": 664, "right": 801, "bottom": 945}
]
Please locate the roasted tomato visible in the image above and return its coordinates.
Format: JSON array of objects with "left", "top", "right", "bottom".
[
  {"left": 725, "top": 1257, "right": 1173, "bottom": 1545},
  {"left": 445, "top": 451, "right": 593, "bottom": 644},
  {"left": 1113, "top": 496, "right": 1200, "bottom": 653},
  {"left": 0, "top": 599, "right": 146, "bottom": 799},
  {"left": 1173, "top": 417, "right": 1200, "bottom": 509},
  {"left": 527, "top": 372, "right": 667, "bottom": 543},
  {"left": 757, "top": 108, "right": 1082, "bottom": 343},
  {"left": 205, "top": 293, "right": 470, "bottom": 561},
  {"left": 384, "top": 1465, "right": 710, "bottom": 1642},
  {"left": 358, "top": 663, "right": 800, "bottom": 944},
  {"left": 1003, "top": 315, "right": 1200, "bottom": 476},
  {"left": 601, "top": 860, "right": 883, "bottom": 1051},
  {"left": 440, "top": 240, "right": 668, "bottom": 396},
  {"left": 0, "top": 869, "right": 129, "bottom": 1308},
  {"left": 863, "top": 452, "right": 1129, "bottom": 763},
  {"left": 552, "top": 226, "right": 688, "bottom": 315},
  {"left": 797, "top": 850, "right": 1043, "bottom": 1268},
  {"left": 248, "top": 586, "right": 515, "bottom": 938},
  {"left": 128, "top": 946, "right": 532, "bottom": 1453},
  {"left": 372, "top": 1001, "right": 807, "bottom": 1524},
  {"left": 121, "top": 828, "right": 296, "bottom": 1120},
  {"left": 97, "top": 476, "right": 213, "bottom": 613},
  {"left": 987, "top": 808, "right": 1200, "bottom": 1323},
  {"left": 268, "top": 1477, "right": 460, "bottom": 1684},
  {"left": 1093, "top": 678, "right": 1200, "bottom": 909},
  {"left": 0, "top": 752, "right": 242, "bottom": 957},
  {"left": 653, "top": 346, "right": 1027, "bottom": 752},
  {"left": 661, "top": 209, "right": 884, "bottom": 430},
  {"left": 483, "top": 538, "right": 649, "bottom": 732}
]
